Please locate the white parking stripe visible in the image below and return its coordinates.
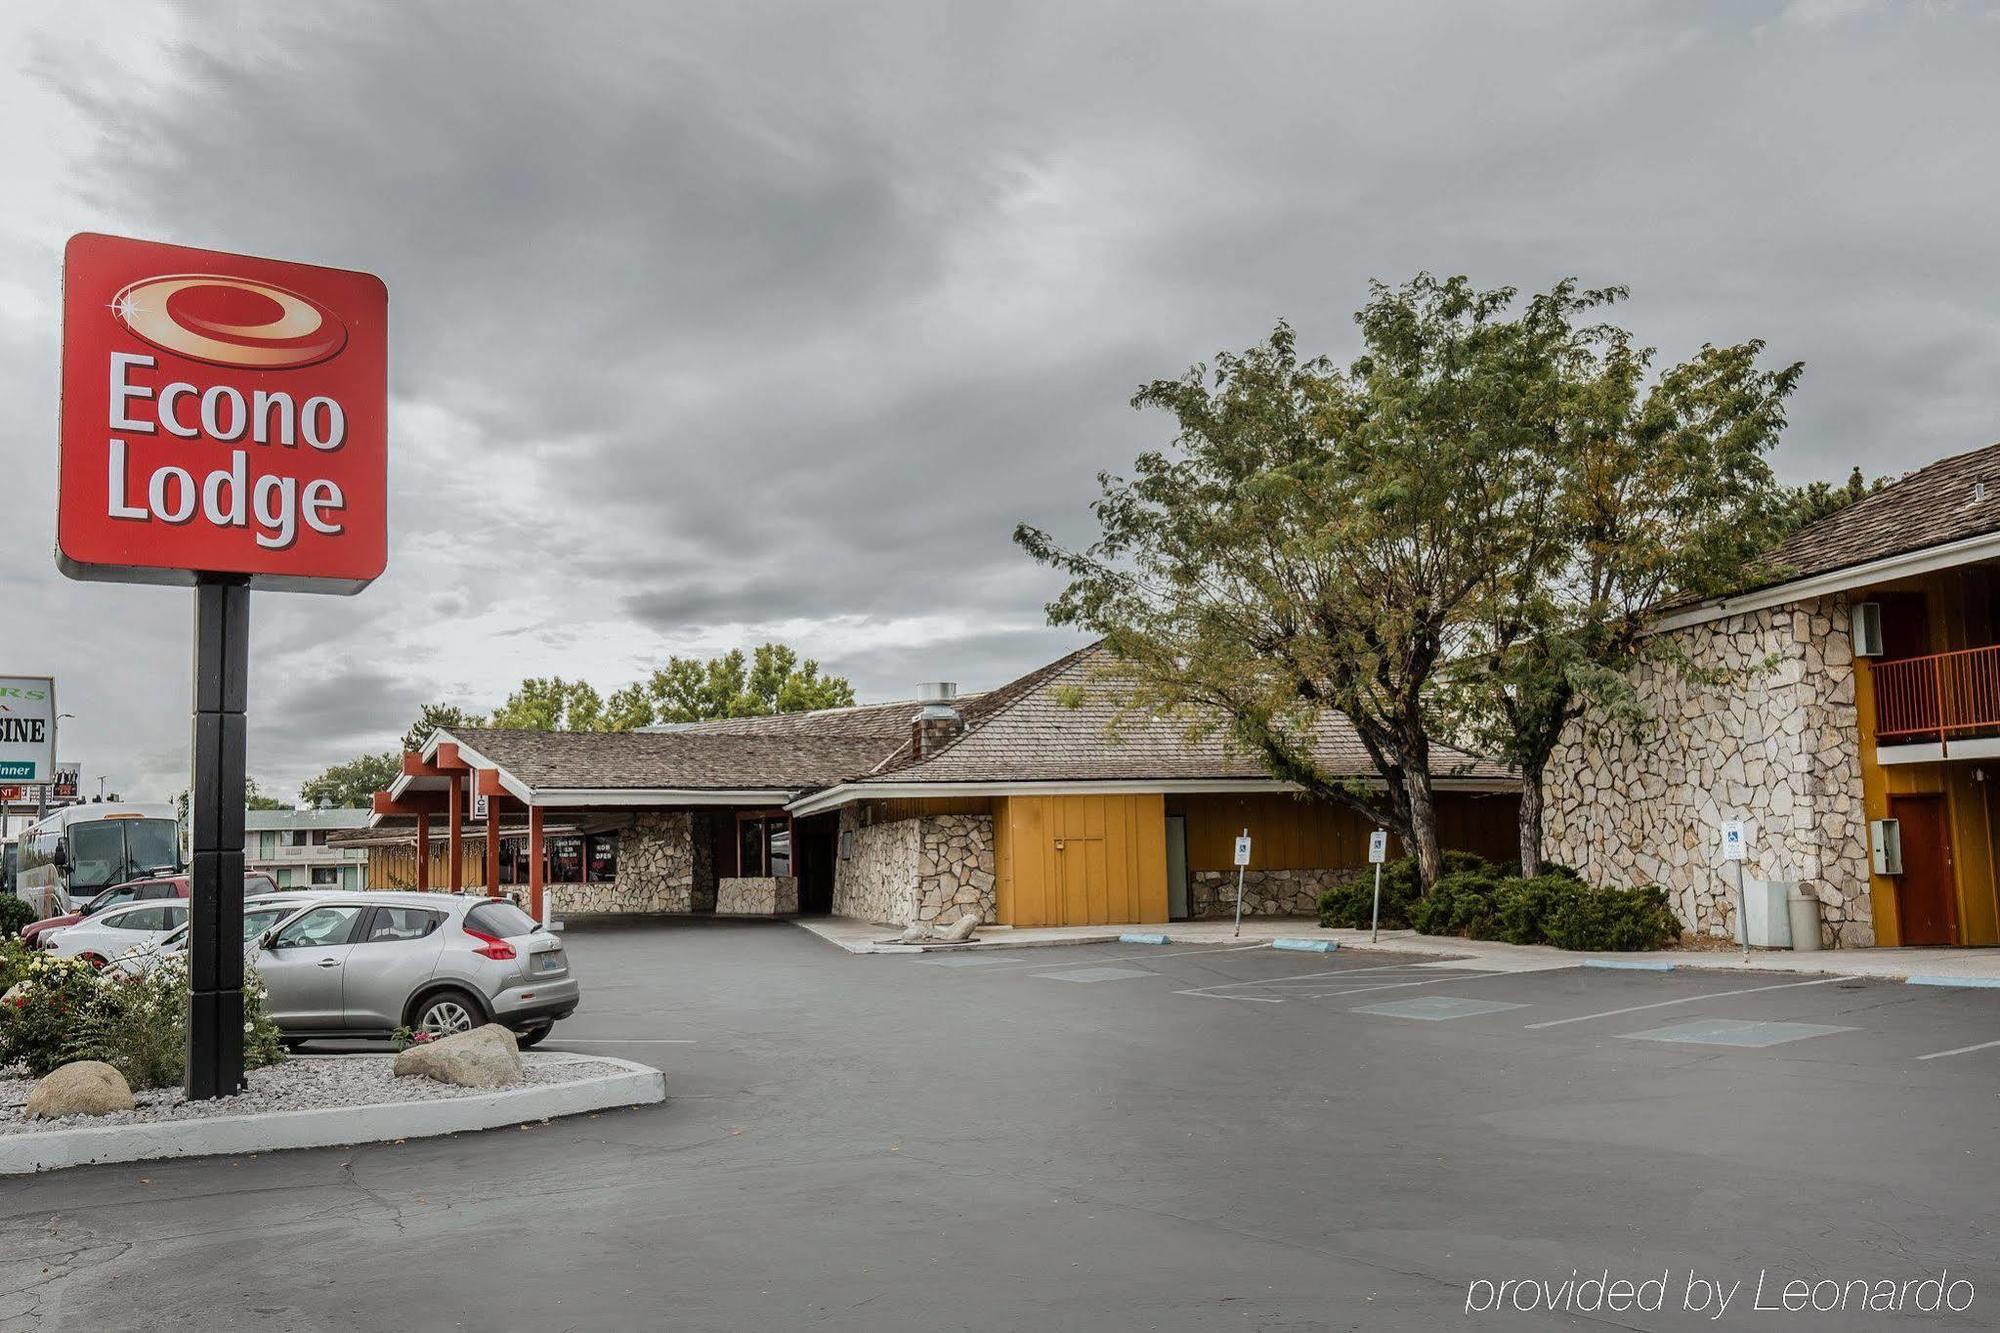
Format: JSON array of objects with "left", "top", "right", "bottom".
[
  {"left": 1916, "top": 1037, "right": 2000, "bottom": 1062},
  {"left": 1521, "top": 975, "right": 1853, "bottom": 1030},
  {"left": 1175, "top": 966, "right": 1526, "bottom": 1003},
  {"left": 548, "top": 1038, "right": 699, "bottom": 1044},
  {"left": 970, "top": 942, "right": 1276, "bottom": 973}
]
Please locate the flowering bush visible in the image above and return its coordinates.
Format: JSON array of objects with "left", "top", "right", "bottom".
[
  {"left": 389, "top": 1025, "right": 436, "bottom": 1053},
  {"left": 0, "top": 951, "right": 103, "bottom": 1076},
  {"left": 0, "top": 949, "right": 288, "bottom": 1088}
]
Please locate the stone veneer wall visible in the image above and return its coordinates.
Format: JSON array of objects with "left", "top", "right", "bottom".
[
  {"left": 833, "top": 809, "right": 997, "bottom": 926},
  {"left": 716, "top": 875, "right": 799, "bottom": 915},
  {"left": 549, "top": 811, "right": 716, "bottom": 916},
  {"left": 1543, "top": 596, "right": 1872, "bottom": 946},
  {"left": 1190, "top": 868, "right": 1348, "bottom": 918}
]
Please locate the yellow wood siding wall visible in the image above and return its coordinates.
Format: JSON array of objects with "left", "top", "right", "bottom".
[
  {"left": 1165, "top": 791, "right": 1518, "bottom": 873},
  {"left": 1854, "top": 567, "right": 2000, "bottom": 947},
  {"left": 992, "top": 794, "right": 1168, "bottom": 926}
]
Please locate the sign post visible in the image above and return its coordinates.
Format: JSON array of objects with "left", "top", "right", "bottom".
[
  {"left": 1231, "top": 830, "right": 1252, "bottom": 938},
  {"left": 59, "top": 234, "right": 386, "bottom": 1099},
  {"left": 1368, "top": 829, "right": 1389, "bottom": 942},
  {"left": 1721, "top": 819, "right": 1749, "bottom": 962}
]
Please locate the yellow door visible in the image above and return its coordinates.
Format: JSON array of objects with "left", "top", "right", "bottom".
[
  {"left": 1055, "top": 836, "right": 1106, "bottom": 924},
  {"left": 995, "top": 794, "right": 1167, "bottom": 926}
]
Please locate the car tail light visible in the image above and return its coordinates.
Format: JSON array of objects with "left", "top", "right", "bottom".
[{"left": 466, "top": 928, "right": 516, "bottom": 961}]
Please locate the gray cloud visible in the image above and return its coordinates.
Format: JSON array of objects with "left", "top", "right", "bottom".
[{"left": 3, "top": 0, "right": 1998, "bottom": 802}]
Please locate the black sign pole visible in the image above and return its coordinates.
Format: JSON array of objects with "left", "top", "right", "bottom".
[{"left": 187, "top": 575, "right": 249, "bottom": 1100}]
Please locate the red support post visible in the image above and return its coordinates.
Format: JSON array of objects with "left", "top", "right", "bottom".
[
  {"left": 415, "top": 810, "right": 430, "bottom": 892},
  {"left": 528, "top": 805, "right": 545, "bottom": 924},
  {"left": 447, "top": 775, "right": 463, "bottom": 892},
  {"left": 486, "top": 797, "right": 501, "bottom": 898}
]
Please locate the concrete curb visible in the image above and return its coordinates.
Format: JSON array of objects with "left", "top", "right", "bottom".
[
  {"left": 1906, "top": 975, "right": 2000, "bottom": 989},
  {"left": 0, "top": 1056, "right": 665, "bottom": 1176},
  {"left": 1582, "top": 959, "right": 1676, "bottom": 972},
  {"left": 1272, "top": 938, "right": 1338, "bottom": 953},
  {"left": 1119, "top": 933, "right": 1172, "bottom": 945}
]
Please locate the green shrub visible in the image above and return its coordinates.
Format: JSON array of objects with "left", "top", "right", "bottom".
[
  {"left": 1491, "top": 874, "right": 1573, "bottom": 945},
  {"left": 1540, "top": 884, "right": 1680, "bottom": 952},
  {"left": 1408, "top": 868, "right": 1503, "bottom": 937},
  {"left": 1317, "top": 850, "right": 1491, "bottom": 929},
  {"left": 0, "top": 896, "right": 36, "bottom": 939}
]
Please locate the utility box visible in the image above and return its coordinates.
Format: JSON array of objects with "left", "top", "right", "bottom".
[
  {"left": 1737, "top": 878, "right": 1795, "bottom": 949},
  {"left": 1870, "top": 819, "right": 1903, "bottom": 876}
]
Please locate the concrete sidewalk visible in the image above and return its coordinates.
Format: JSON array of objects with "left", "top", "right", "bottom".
[{"left": 792, "top": 914, "right": 2000, "bottom": 983}]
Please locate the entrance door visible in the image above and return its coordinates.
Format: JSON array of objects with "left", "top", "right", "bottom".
[
  {"left": 1055, "top": 836, "right": 1105, "bottom": 924},
  {"left": 1165, "top": 815, "right": 1189, "bottom": 920},
  {"left": 1891, "top": 793, "right": 1958, "bottom": 946}
]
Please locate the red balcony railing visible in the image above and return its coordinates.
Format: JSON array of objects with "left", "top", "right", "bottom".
[{"left": 1874, "top": 643, "right": 2000, "bottom": 744}]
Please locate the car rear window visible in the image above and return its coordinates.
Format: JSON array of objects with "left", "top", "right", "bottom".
[{"left": 465, "top": 901, "right": 538, "bottom": 938}]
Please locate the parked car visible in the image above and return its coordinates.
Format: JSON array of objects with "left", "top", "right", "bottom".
[
  {"left": 21, "top": 872, "right": 278, "bottom": 947},
  {"left": 250, "top": 891, "right": 577, "bottom": 1047},
  {"left": 47, "top": 899, "right": 191, "bottom": 966},
  {"left": 109, "top": 894, "right": 306, "bottom": 978}
]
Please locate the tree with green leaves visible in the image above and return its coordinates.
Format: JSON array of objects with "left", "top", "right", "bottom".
[
  {"left": 401, "top": 703, "right": 484, "bottom": 753},
  {"left": 299, "top": 752, "right": 401, "bottom": 808},
  {"left": 1773, "top": 465, "right": 1884, "bottom": 537},
  {"left": 1019, "top": 275, "right": 1587, "bottom": 889},
  {"left": 244, "top": 779, "right": 292, "bottom": 811},
  {"left": 646, "top": 643, "right": 855, "bottom": 723},
  {"left": 1438, "top": 309, "right": 1803, "bottom": 874}
]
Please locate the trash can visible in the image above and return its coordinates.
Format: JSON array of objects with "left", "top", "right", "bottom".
[{"left": 1787, "top": 890, "right": 1823, "bottom": 952}]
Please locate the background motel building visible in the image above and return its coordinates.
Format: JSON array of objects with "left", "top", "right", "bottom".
[
  {"left": 1546, "top": 440, "right": 2000, "bottom": 949},
  {"left": 244, "top": 807, "right": 369, "bottom": 891},
  {"left": 353, "top": 645, "right": 1518, "bottom": 930}
]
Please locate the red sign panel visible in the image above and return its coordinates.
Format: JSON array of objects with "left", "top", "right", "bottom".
[{"left": 58, "top": 234, "right": 387, "bottom": 593}]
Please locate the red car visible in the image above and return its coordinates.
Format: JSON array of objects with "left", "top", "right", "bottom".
[{"left": 21, "top": 872, "right": 279, "bottom": 948}]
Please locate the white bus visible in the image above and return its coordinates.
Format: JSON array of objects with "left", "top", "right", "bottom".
[{"left": 12, "top": 803, "right": 182, "bottom": 917}]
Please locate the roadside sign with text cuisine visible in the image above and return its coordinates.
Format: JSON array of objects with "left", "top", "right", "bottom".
[
  {"left": 57, "top": 233, "right": 388, "bottom": 593},
  {"left": 0, "top": 677, "right": 56, "bottom": 784}
]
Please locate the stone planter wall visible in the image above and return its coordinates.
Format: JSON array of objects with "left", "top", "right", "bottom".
[
  {"left": 1189, "top": 868, "right": 1348, "bottom": 918},
  {"left": 833, "top": 809, "right": 997, "bottom": 926},
  {"left": 716, "top": 876, "right": 799, "bottom": 915},
  {"left": 548, "top": 811, "right": 716, "bottom": 916},
  {"left": 1543, "top": 596, "right": 1872, "bottom": 946}
]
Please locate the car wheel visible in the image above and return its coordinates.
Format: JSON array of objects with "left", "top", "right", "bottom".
[
  {"left": 79, "top": 953, "right": 107, "bottom": 969},
  {"left": 516, "top": 1023, "right": 552, "bottom": 1049},
  {"left": 411, "top": 988, "right": 483, "bottom": 1039}
]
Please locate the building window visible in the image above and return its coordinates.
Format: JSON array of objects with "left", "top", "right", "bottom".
[
  {"left": 737, "top": 815, "right": 791, "bottom": 878},
  {"left": 548, "top": 835, "right": 583, "bottom": 883},
  {"left": 586, "top": 833, "right": 618, "bottom": 883},
  {"left": 309, "top": 866, "right": 340, "bottom": 887}
]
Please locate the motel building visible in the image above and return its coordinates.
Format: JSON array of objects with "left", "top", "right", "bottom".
[
  {"left": 1546, "top": 440, "right": 2000, "bottom": 949},
  {"left": 354, "top": 645, "right": 1518, "bottom": 931}
]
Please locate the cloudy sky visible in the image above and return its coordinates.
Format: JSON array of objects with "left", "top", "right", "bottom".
[{"left": 2, "top": 0, "right": 1997, "bottom": 805}]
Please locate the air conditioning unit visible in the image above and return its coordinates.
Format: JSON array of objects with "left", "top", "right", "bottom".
[
  {"left": 1870, "top": 818, "right": 1903, "bottom": 876},
  {"left": 1851, "top": 602, "right": 1884, "bottom": 658}
]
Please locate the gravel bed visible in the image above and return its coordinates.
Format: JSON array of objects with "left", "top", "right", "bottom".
[{"left": 0, "top": 1054, "right": 626, "bottom": 1134}]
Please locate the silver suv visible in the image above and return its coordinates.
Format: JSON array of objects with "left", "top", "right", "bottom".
[{"left": 253, "top": 891, "right": 578, "bottom": 1047}]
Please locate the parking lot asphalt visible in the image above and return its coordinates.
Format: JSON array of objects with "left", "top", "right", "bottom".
[{"left": 4, "top": 921, "right": 1998, "bottom": 1330}]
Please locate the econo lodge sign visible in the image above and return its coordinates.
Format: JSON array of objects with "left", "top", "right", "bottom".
[{"left": 58, "top": 233, "right": 387, "bottom": 592}]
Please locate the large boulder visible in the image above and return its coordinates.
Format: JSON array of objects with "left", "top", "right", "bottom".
[
  {"left": 393, "top": 1023, "right": 524, "bottom": 1088},
  {"left": 26, "top": 1060, "right": 135, "bottom": 1119}
]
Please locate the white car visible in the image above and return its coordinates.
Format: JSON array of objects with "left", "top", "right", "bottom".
[
  {"left": 47, "top": 899, "right": 191, "bottom": 967},
  {"left": 111, "top": 896, "right": 306, "bottom": 977}
]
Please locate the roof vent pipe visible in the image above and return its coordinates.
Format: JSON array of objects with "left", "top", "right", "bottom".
[{"left": 912, "top": 682, "right": 963, "bottom": 758}]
